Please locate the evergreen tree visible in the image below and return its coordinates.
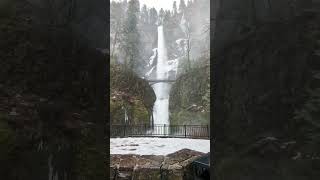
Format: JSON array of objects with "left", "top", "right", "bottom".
[
  {"left": 179, "top": 0, "right": 186, "bottom": 13},
  {"left": 185, "top": 0, "right": 194, "bottom": 23},
  {"left": 122, "top": 0, "right": 141, "bottom": 70},
  {"left": 149, "top": 7, "right": 158, "bottom": 25},
  {"left": 159, "top": 8, "right": 165, "bottom": 25},
  {"left": 163, "top": 10, "right": 171, "bottom": 27},
  {"left": 173, "top": 1, "right": 178, "bottom": 15},
  {"left": 141, "top": 4, "right": 149, "bottom": 24},
  {"left": 110, "top": 1, "right": 126, "bottom": 59}
]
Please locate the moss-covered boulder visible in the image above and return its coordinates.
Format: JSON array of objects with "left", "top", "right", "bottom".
[{"left": 110, "top": 63, "right": 156, "bottom": 125}]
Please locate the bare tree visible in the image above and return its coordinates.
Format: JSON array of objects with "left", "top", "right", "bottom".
[
  {"left": 186, "top": 22, "right": 192, "bottom": 71},
  {"left": 111, "top": 21, "right": 121, "bottom": 58},
  {"left": 180, "top": 14, "right": 192, "bottom": 71}
]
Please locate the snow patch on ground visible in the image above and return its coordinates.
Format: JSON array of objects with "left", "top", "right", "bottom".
[{"left": 110, "top": 137, "right": 210, "bottom": 155}]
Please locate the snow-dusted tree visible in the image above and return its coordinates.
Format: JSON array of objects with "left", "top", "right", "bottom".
[
  {"left": 111, "top": 1, "right": 126, "bottom": 59},
  {"left": 179, "top": 14, "right": 192, "bottom": 71},
  {"left": 179, "top": 0, "right": 187, "bottom": 13},
  {"left": 173, "top": 1, "right": 178, "bottom": 15},
  {"left": 149, "top": 7, "right": 158, "bottom": 25},
  {"left": 159, "top": 8, "right": 165, "bottom": 25},
  {"left": 163, "top": 10, "right": 172, "bottom": 26},
  {"left": 140, "top": 4, "right": 149, "bottom": 24}
]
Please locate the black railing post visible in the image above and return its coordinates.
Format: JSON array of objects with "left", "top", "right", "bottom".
[
  {"left": 164, "top": 124, "right": 166, "bottom": 136},
  {"left": 144, "top": 123, "right": 147, "bottom": 135},
  {"left": 207, "top": 125, "right": 209, "bottom": 138},
  {"left": 184, "top": 125, "right": 187, "bottom": 138}
]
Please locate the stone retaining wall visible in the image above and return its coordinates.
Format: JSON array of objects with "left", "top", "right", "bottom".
[{"left": 110, "top": 149, "right": 205, "bottom": 180}]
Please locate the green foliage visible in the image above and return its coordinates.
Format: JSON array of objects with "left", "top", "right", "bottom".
[
  {"left": 110, "top": 98, "right": 150, "bottom": 124},
  {"left": 132, "top": 99, "right": 150, "bottom": 124},
  {"left": 170, "top": 65, "right": 210, "bottom": 108},
  {"left": 110, "top": 63, "right": 155, "bottom": 106},
  {"left": 110, "top": 62, "right": 155, "bottom": 124},
  {"left": 171, "top": 110, "right": 209, "bottom": 125},
  {"left": 122, "top": 0, "right": 141, "bottom": 70},
  {"left": 170, "top": 62, "right": 210, "bottom": 125},
  {"left": 110, "top": 99, "right": 125, "bottom": 124}
]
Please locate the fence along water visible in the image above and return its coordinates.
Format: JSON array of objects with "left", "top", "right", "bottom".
[{"left": 110, "top": 124, "right": 210, "bottom": 139}]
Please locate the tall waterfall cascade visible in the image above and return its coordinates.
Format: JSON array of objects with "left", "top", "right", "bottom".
[{"left": 151, "top": 26, "right": 178, "bottom": 126}]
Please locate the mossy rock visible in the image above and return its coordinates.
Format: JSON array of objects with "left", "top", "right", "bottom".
[
  {"left": 170, "top": 110, "right": 209, "bottom": 125},
  {"left": 169, "top": 65, "right": 210, "bottom": 125},
  {"left": 110, "top": 98, "right": 150, "bottom": 124},
  {"left": 170, "top": 65, "right": 210, "bottom": 110},
  {"left": 110, "top": 62, "right": 156, "bottom": 125},
  {"left": 110, "top": 99, "right": 125, "bottom": 124},
  {"left": 110, "top": 63, "right": 156, "bottom": 109},
  {"left": 132, "top": 99, "right": 150, "bottom": 124}
]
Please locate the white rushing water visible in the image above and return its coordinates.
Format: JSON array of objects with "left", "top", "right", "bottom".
[
  {"left": 124, "top": 107, "right": 128, "bottom": 123},
  {"left": 152, "top": 26, "right": 172, "bottom": 126}
]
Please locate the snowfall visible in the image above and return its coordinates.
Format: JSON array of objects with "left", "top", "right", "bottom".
[{"left": 110, "top": 137, "right": 210, "bottom": 155}]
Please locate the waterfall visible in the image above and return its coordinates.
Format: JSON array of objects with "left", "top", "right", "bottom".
[
  {"left": 124, "top": 108, "right": 128, "bottom": 123},
  {"left": 152, "top": 26, "right": 171, "bottom": 128}
]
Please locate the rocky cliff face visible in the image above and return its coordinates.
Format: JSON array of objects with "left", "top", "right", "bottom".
[
  {"left": 169, "top": 64, "right": 210, "bottom": 125},
  {"left": 110, "top": 63, "right": 156, "bottom": 125}
]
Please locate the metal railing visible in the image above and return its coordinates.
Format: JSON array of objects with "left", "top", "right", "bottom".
[{"left": 110, "top": 124, "right": 210, "bottom": 139}]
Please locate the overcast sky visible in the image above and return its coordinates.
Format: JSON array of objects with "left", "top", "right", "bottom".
[{"left": 111, "top": 0, "right": 180, "bottom": 11}]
